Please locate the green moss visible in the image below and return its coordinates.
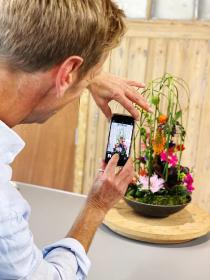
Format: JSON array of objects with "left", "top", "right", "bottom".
[{"left": 125, "top": 184, "right": 191, "bottom": 206}]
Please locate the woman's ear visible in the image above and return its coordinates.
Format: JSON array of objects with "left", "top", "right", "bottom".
[{"left": 56, "top": 56, "right": 84, "bottom": 98}]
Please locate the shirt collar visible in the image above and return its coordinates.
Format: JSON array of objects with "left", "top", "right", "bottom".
[{"left": 0, "top": 121, "right": 25, "bottom": 164}]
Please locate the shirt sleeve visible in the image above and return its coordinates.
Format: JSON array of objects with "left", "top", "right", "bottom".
[
  {"left": 43, "top": 239, "right": 91, "bottom": 278},
  {"left": 0, "top": 201, "right": 91, "bottom": 280},
  {"left": 29, "top": 238, "right": 91, "bottom": 280}
]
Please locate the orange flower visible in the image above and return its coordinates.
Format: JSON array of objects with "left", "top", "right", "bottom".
[
  {"left": 139, "top": 169, "right": 147, "bottom": 176},
  {"left": 176, "top": 144, "right": 185, "bottom": 151},
  {"left": 158, "top": 115, "right": 168, "bottom": 124},
  {"left": 152, "top": 129, "right": 166, "bottom": 155}
]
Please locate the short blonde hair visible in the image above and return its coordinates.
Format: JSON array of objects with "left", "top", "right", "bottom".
[{"left": 0, "top": 0, "right": 125, "bottom": 75}]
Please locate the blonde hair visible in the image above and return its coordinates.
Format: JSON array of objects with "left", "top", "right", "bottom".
[{"left": 0, "top": 0, "right": 125, "bottom": 75}]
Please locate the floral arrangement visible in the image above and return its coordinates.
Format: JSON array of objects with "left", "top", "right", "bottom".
[{"left": 125, "top": 74, "right": 195, "bottom": 206}]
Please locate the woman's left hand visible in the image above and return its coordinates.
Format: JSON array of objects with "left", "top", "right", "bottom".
[{"left": 88, "top": 72, "right": 151, "bottom": 120}]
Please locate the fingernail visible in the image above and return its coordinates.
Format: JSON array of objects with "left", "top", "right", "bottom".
[{"left": 108, "top": 115, "right": 112, "bottom": 121}]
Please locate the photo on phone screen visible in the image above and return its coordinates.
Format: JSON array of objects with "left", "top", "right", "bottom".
[{"left": 105, "top": 114, "right": 135, "bottom": 166}]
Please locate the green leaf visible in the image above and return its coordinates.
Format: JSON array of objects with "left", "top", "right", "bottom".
[
  {"left": 140, "top": 127, "right": 146, "bottom": 136},
  {"left": 175, "top": 110, "right": 182, "bottom": 120},
  {"left": 150, "top": 95, "right": 160, "bottom": 106}
]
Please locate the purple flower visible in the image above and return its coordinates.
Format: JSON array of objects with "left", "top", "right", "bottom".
[{"left": 140, "top": 174, "right": 165, "bottom": 193}]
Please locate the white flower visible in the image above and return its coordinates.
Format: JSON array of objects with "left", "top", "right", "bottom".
[{"left": 140, "top": 174, "right": 165, "bottom": 193}]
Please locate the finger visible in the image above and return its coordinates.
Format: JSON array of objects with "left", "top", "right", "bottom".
[
  {"left": 126, "top": 85, "right": 148, "bottom": 103},
  {"left": 100, "top": 160, "right": 106, "bottom": 170},
  {"left": 114, "top": 94, "right": 140, "bottom": 120},
  {"left": 117, "top": 158, "right": 134, "bottom": 182},
  {"left": 125, "top": 87, "right": 151, "bottom": 113},
  {"left": 107, "top": 73, "right": 145, "bottom": 89},
  {"left": 104, "top": 154, "right": 119, "bottom": 176},
  {"left": 93, "top": 97, "right": 112, "bottom": 120},
  {"left": 116, "top": 159, "right": 134, "bottom": 193},
  {"left": 120, "top": 177, "right": 134, "bottom": 195},
  {"left": 125, "top": 80, "right": 145, "bottom": 88},
  {"left": 101, "top": 103, "right": 112, "bottom": 120}
]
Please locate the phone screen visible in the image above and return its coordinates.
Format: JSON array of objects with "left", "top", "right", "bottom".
[{"left": 105, "top": 114, "right": 135, "bottom": 166}]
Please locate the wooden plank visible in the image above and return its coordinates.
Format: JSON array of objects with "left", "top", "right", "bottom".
[
  {"left": 109, "top": 37, "right": 130, "bottom": 115},
  {"left": 126, "top": 20, "right": 210, "bottom": 40},
  {"left": 181, "top": 41, "right": 209, "bottom": 175},
  {"left": 127, "top": 38, "right": 149, "bottom": 81},
  {"left": 145, "top": 38, "right": 168, "bottom": 81},
  {"left": 146, "top": 38, "right": 168, "bottom": 114},
  {"left": 74, "top": 91, "right": 89, "bottom": 193},
  {"left": 93, "top": 56, "right": 111, "bottom": 175},
  {"left": 74, "top": 94, "right": 108, "bottom": 194},
  {"left": 109, "top": 37, "right": 129, "bottom": 77},
  {"left": 166, "top": 40, "right": 209, "bottom": 209},
  {"left": 193, "top": 43, "right": 210, "bottom": 211},
  {"left": 166, "top": 39, "right": 191, "bottom": 128},
  {"left": 81, "top": 94, "right": 99, "bottom": 194},
  {"left": 165, "top": 40, "right": 209, "bottom": 208},
  {"left": 12, "top": 100, "right": 79, "bottom": 191},
  {"left": 93, "top": 110, "right": 108, "bottom": 174},
  {"left": 127, "top": 38, "right": 149, "bottom": 161}
]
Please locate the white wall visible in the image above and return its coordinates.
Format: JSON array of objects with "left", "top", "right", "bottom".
[
  {"left": 199, "top": 0, "right": 210, "bottom": 19},
  {"left": 152, "top": 0, "right": 195, "bottom": 20},
  {"left": 114, "top": 0, "right": 147, "bottom": 18},
  {"left": 115, "top": 0, "right": 210, "bottom": 20}
]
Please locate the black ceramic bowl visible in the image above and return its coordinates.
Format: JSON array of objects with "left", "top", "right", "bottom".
[{"left": 124, "top": 196, "right": 191, "bottom": 218}]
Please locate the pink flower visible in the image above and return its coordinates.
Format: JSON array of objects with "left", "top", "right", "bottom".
[
  {"left": 184, "top": 173, "right": 195, "bottom": 192},
  {"left": 160, "top": 151, "right": 178, "bottom": 167},
  {"left": 140, "top": 176, "right": 150, "bottom": 189},
  {"left": 160, "top": 151, "right": 168, "bottom": 161},
  {"left": 170, "top": 154, "right": 178, "bottom": 167},
  {"left": 140, "top": 174, "right": 165, "bottom": 193}
]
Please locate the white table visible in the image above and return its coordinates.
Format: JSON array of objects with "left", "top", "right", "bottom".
[{"left": 18, "top": 182, "right": 210, "bottom": 280}]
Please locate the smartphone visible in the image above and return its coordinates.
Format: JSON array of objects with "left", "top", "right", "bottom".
[{"left": 105, "top": 114, "right": 135, "bottom": 166}]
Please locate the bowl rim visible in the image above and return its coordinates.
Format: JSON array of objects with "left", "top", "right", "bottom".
[{"left": 124, "top": 196, "right": 192, "bottom": 208}]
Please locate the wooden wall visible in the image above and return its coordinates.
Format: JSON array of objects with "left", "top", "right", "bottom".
[
  {"left": 74, "top": 20, "right": 210, "bottom": 212},
  {"left": 12, "top": 100, "right": 79, "bottom": 192}
]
